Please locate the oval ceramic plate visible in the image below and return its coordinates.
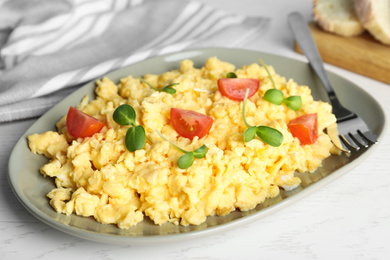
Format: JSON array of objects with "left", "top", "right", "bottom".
[{"left": 8, "top": 48, "right": 386, "bottom": 244}]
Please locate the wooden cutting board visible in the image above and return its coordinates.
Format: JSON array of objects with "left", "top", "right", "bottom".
[{"left": 294, "top": 22, "right": 390, "bottom": 85}]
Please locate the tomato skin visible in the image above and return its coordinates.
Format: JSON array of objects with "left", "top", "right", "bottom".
[
  {"left": 217, "top": 78, "right": 260, "bottom": 101},
  {"left": 170, "top": 108, "right": 213, "bottom": 140},
  {"left": 288, "top": 113, "right": 318, "bottom": 145},
  {"left": 66, "top": 106, "right": 105, "bottom": 138}
]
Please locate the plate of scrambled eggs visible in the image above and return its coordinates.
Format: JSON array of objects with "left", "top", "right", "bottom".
[{"left": 8, "top": 48, "right": 385, "bottom": 244}]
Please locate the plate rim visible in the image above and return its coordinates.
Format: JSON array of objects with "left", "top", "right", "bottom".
[{"left": 8, "top": 47, "right": 387, "bottom": 244}]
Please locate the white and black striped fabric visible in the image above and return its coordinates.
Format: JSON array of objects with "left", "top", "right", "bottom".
[{"left": 0, "top": 0, "right": 269, "bottom": 122}]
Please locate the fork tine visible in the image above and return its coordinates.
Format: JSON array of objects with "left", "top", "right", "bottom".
[
  {"left": 350, "top": 132, "right": 369, "bottom": 148},
  {"left": 325, "top": 123, "right": 351, "bottom": 153},
  {"left": 340, "top": 134, "right": 360, "bottom": 151},
  {"left": 339, "top": 130, "right": 377, "bottom": 151},
  {"left": 336, "top": 116, "right": 377, "bottom": 153},
  {"left": 358, "top": 130, "right": 378, "bottom": 144}
]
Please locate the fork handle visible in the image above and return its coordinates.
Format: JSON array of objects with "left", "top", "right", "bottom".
[{"left": 288, "top": 12, "right": 338, "bottom": 103}]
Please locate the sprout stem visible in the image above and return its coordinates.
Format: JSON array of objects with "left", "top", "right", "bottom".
[
  {"left": 259, "top": 58, "right": 276, "bottom": 89},
  {"left": 155, "top": 130, "right": 188, "bottom": 154},
  {"left": 242, "top": 88, "right": 252, "bottom": 128}
]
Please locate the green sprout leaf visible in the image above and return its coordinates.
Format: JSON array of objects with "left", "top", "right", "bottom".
[
  {"left": 139, "top": 77, "right": 177, "bottom": 94},
  {"left": 163, "top": 85, "right": 177, "bottom": 94},
  {"left": 113, "top": 104, "right": 136, "bottom": 126},
  {"left": 193, "top": 145, "right": 207, "bottom": 158},
  {"left": 256, "top": 126, "right": 284, "bottom": 147},
  {"left": 226, "top": 72, "right": 237, "bottom": 78},
  {"left": 283, "top": 95, "right": 302, "bottom": 111},
  {"left": 263, "top": 89, "right": 284, "bottom": 105},
  {"left": 244, "top": 126, "right": 257, "bottom": 142},
  {"left": 125, "top": 125, "right": 146, "bottom": 152},
  {"left": 178, "top": 152, "right": 195, "bottom": 169}
]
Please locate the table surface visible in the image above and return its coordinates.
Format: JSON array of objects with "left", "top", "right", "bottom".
[{"left": 1, "top": 1, "right": 389, "bottom": 259}]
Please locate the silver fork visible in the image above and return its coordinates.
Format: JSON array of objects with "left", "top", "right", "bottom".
[{"left": 288, "top": 12, "right": 377, "bottom": 153}]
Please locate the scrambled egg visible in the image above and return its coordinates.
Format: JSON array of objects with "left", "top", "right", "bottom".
[{"left": 28, "top": 57, "right": 339, "bottom": 229}]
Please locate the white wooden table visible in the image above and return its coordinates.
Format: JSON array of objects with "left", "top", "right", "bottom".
[{"left": 1, "top": 1, "right": 389, "bottom": 259}]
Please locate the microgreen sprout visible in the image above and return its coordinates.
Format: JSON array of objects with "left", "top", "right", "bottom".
[
  {"left": 226, "top": 72, "right": 237, "bottom": 78},
  {"left": 263, "top": 88, "right": 284, "bottom": 105},
  {"left": 283, "top": 95, "right": 302, "bottom": 111},
  {"left": 113, "top": 104, "right": 146, "bottom": 152},
  {"left": 242, "top": 88, "right": 284, "bottom": 147},
  {"left": 259, "top": 59, "right": 302, "bottom": 111},
  {"left": 155, "top": 130, "right": 207, "bottom": 169},
  {"left": 138, "top": 76, "right": 177, "bottom": 94}
]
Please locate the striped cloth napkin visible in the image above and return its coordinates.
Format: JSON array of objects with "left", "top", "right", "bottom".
[{"left": 0, "top": 0, "right": 269, "bottom": 122}]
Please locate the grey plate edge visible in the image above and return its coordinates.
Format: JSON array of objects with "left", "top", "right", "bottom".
[{"left": 8, "top": 47, "right": 387, "bottom": 245}]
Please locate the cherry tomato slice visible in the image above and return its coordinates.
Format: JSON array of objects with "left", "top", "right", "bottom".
[
  {"left": 217, "top": 78, "right": 260, "bottom": 101},
  {"left": 66, "top": 106, "right": 104, "bottom": 138},
  {"left": 288, "top": 113, "right": 318, "bottom": 145},
  {"left": 170, "top": 108, "right": 213, "bottom": 140}
]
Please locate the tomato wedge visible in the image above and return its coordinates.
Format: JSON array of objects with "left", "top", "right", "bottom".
[
  {"left": 217, "top": 78, "right": 260, "bottom": 101},
  {"left": 170, "top": 108, "right": 213, "bottom": 140},
  {"left": 66, "top": 106, "right": 105, "bottom": 138},
  {"left": 288, "top": 113, "right": 318, "bottom": 145}
]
